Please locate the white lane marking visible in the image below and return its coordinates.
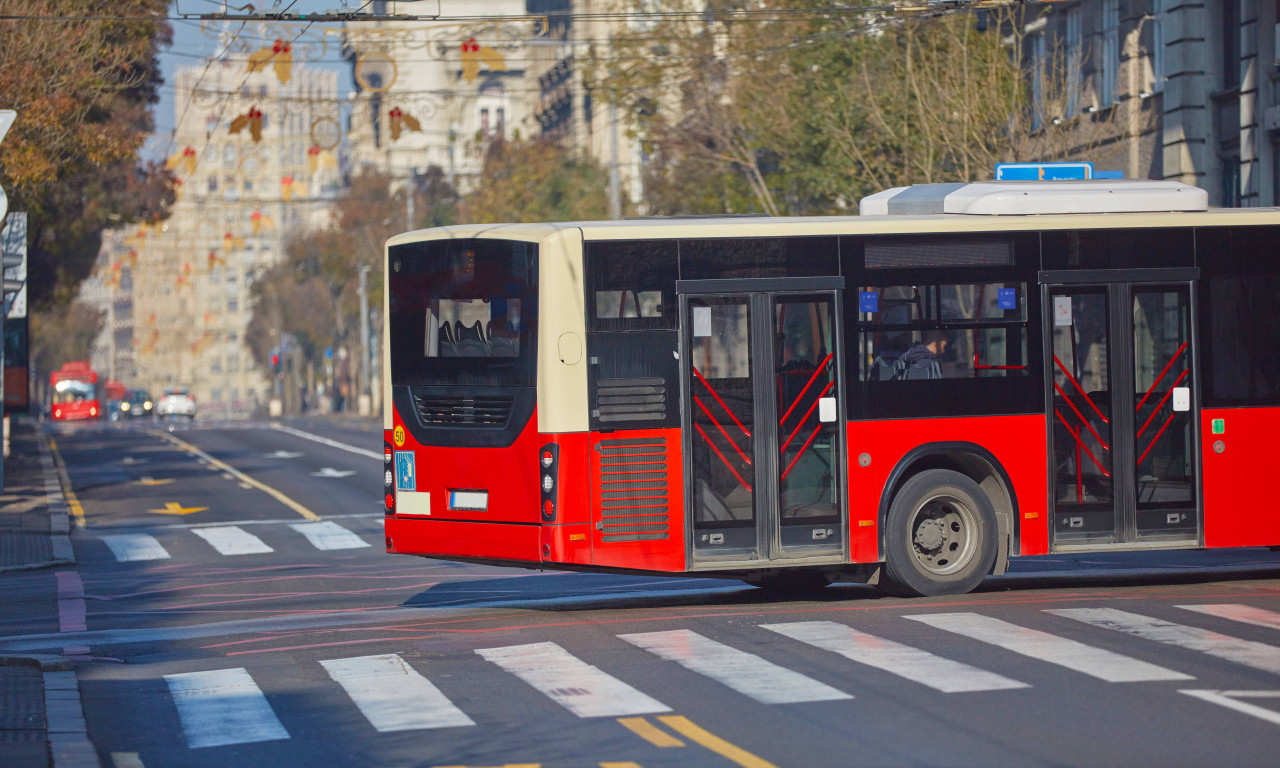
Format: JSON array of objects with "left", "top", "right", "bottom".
[
  {"left": 101, "top": 534, "right": 170, "bottom": 562},
  {"left": 264, "top": 450, "right": 303, "bottom": 459},
  {"left": 312, "top": 467, "right": 356, "bottom": 478},
  {"left": 320, "top": 654, "right": 475, "bottom": 731},
  {"left": 289, "top": 520, "right": 371, "bottom": 551},
  {"left": 906, "top": 612, "right": 1191, "bottom": 683},
  {"left": 762, "top": 620, "right": 1027, "bottom": 693},
  {"left": 164, "top": 668, "right": 289, "bottom": 748},
  {"left": 1180, "top": 604, "right": 1280, "bottom": 632},
  {"left": 1180, "top": 690, "right": 1280, "bottom": 727},
  {"left": 476, "top": 641, "right": 670, "bottom": 718},
  {"left": 191, "top": 526, "right": 274, "bottom": 556},
  {"left": 271, "top": 423, "right": 382, "bottom": 460},
  {"left": 618, "top": 629, "right": 852, "bottom": 704},
  {"left": 1050, "top": 607, "right": 1280, "bottom": 676}
]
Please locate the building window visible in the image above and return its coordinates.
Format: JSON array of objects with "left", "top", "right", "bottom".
[
  {"left": 1223, "top": 1, "right": 1241, "bottom": 89},
  {"left": 228, "top": 299, "right": 238, "bottom": 313},
  {"left": 480, "top": 107, "right": 490, "bottom": 135},
  {"left": 1100, "top": 0, "right": 1119, "bottom": 107}
]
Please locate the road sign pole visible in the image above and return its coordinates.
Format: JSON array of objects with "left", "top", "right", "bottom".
[{"left": 0, "top": 109, "right": 16, "bottom": 492}]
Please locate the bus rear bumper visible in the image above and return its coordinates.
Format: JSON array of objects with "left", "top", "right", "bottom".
[{"left": 384, "top": 515, "right": 541, "bottom": 565}]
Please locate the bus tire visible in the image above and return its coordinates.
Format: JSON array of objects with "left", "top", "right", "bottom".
[{"left": 882, "top": 469, "right": 997, "bottom": 597}]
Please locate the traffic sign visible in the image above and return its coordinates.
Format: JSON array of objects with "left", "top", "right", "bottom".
[{"left": 995, "top": 162, "right": 1094, "bottom": 181}]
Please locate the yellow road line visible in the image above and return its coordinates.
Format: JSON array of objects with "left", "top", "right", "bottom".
[
  {"left": 47, "top": 437, "right": 86, "bottom": 529},
  {"left": 156, "top": 431, "right": 320, "bottom": 521},
  {"left": 657, "top": 716, "right": 779, "bottom": 768},
  {"left": 618, "top": 717, "right": 685, "bottom": 748},
  {"left": 600, "top": 763, "right": 645, "bottom": 768}
]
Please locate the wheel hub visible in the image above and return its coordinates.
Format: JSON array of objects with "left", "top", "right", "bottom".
[{"left": 914, "top": 518, "right": 945, "bottom": 552}]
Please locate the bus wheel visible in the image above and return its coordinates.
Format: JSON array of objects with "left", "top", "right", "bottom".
[{"left": 883, "top": 469, "right": 997, "bottom": 597}]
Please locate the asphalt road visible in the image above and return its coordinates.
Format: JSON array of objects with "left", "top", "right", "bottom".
[{"left": 3, "top": 417, "right": 1280, "bottom": 767}]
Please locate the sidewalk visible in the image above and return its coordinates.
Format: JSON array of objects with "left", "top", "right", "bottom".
[{"left": 0, "top": 415, "right": 99, "bottom": 768}]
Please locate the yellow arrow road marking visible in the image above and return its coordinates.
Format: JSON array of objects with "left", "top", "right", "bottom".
[
  {"left": 148, "top": 502, "right": 208, "bottom": 516},
  {"left": 135, "top": 476, "right": 174, "bottom": 486},
  {"left": 155, "top": 430, "right": 320, "bottom": 521}
]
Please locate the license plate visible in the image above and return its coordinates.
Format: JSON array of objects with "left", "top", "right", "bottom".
[{"left": 448, "top": 490, "right": 488, "bottom": 511}]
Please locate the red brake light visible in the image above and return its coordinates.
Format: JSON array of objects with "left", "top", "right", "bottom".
[{"left": 385, "top": 493, "right": 395, "bottom": 511}]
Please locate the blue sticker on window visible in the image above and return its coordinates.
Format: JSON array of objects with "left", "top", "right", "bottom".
[
  {"left": 394, "top": 451, "right": 416, "bottom": 492},
  {"left": 998, "top": 288, "right": 1017, "bottom": 310},
  {"left": 860, "top": 290, "right": 879, "bottom": 313}
]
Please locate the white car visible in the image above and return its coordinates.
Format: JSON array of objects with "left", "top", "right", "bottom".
[{"left": 156, "top": 386, "right": 196, "bottom": 420}]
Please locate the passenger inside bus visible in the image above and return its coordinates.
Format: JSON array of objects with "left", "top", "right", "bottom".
[{"left": 893, "top": 330, "right": 947, "bottom": 380}]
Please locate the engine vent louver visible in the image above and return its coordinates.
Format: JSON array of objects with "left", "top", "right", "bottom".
[
  {"left": 596, "top": 437, "right": 669, "bottom": 542},
  {"left": 411, "top": 389, "right": 514, "bottom": 427},
  {"left": 594, "top": 378, "right": 666, "bottom": 423}
]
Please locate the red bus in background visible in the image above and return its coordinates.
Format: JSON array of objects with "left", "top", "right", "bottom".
[
  {"left": 50, "top": 361, "right": 101, "bottom": 421},
  {"left": 382, "top": 179, "right": 1280, "bottom": 597}
]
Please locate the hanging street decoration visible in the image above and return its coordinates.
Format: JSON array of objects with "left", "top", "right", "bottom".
[
  {"left": 250, "top": 209, "right": 276, "bottom": 235},
  {"left": 281, "top": 175, "right": 306, "bottom": 201},
  {"left": 229, "top": 106, "right": 265, "bottom": 142},
  {"left": 247, "top": 38, "right": 294, "bottom": 83},
  {"left": 307, "top": 144, "right": 338, "bottom": 174},
  {"left": 388, "top": 107, "right": 422, "bottom": 141},
  {"left": 460, "top": 36, "right": 507, "bottom": 83},
  {"left": 165, "top": 146, "right": 198, "bottom": 175}
]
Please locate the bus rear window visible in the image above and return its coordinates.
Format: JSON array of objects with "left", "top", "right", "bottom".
[{"left": 389, "top": 238, "right": 537, "bottom": 386}]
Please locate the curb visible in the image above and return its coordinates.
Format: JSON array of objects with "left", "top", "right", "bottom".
[{"left": 10, "top": 420, "right": 99, "bottom": 768}]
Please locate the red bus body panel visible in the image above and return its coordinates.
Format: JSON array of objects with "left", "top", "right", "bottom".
[
  {"left": 586, "top": 427, "right": 687, "bottom": 573},
  {"left": 846, "top": 414, "right": 1050, "bottom": 563},
  {"left": 384, "top": 408, "right": 543, "bottom": 564},
  {"left": 1201, "top": 407, "right": 1280, "bottom": 548}
]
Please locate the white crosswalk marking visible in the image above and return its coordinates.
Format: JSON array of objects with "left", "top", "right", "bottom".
[
  {"left": 476, "top": 641, "right": 669, "bottom": 718},
  {"left": 320, "top": 654, "right": 474, "bottom": 731},
  {"left": 618, "top": 629, "right": 852, "bottom": 704},
  {"left": 906, "top": 612, "right": 1191, "bottom": 683},
  {"left": 1050, "top": 607, "right": 1280, "bottom": 676},
  {"left": 164, "top": 668, "right": 289, "bottom": 748},
  {"left": 101, "top": 534, "right": 170, "bottom": 562},
  {"left": 1180, "top": 604, "right": 1280, "bottom": 633},
  {"left": 289, "top": 520, "right": 371, "bottom": 551},
  {"left": 762, "top": 620, "right": 1027, "bottom": 693},
  {"left": 191, "top": 526, "right": 274, "bottom": 556}
]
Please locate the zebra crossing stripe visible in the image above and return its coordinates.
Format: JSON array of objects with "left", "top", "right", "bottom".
[
  {"left": 906, "top": 612, "right": 1191, "bottom": 683},
  {"left": 320, "top": 654, "right": 474, "bottom": 731},
  {"left": 164, "top": 668, "right": 289, "bottom": 748},
  {"left": 1180, "top": 604, "right": 1280, "bottom": 633},
  {"left": 476, "top": 641, "right": 670, "bottom": 718},
  {"left": 191, "top": 526, "right": 273, "bottom": 556},
  {"left": 101, "top": 534, "right": 170, "bottom": 562},
  {"left": 289, "top": 520, "right": 371, "bottom": 551},
  {"left": 618, "top": 629, "right": 852, "bottom": 704},
  {"left": 1049, "top": 607, "right": 1280, "bottom": 676},
  {"left": 762, "top": 620, "right": 1027, "bottom": 693}
]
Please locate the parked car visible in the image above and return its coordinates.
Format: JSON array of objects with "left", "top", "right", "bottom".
[
  {"left": 119, "top": 388, "right": 154, "bottom": 419},
  {"left": 156, "top": 386, "right": 196, "bottom": 420}
]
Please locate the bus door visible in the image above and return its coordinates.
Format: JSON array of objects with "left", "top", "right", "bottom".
[
  {"left": 678, "top": 278, "right": 848, "bottom": 569},
  {"left": 1043, "top": 271, "right": 1200, "bottom": 549}
]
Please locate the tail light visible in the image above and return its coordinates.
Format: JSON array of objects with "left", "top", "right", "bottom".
[
  {"left": 383, "top": 438, "right": 395, "bottom": 514},
  {"left": 539, "top": 443, "right": 559, "bottom": 522}
]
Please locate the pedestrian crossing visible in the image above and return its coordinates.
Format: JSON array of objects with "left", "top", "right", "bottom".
[
  {"left": 95, "top": 518, "right": 378, "bottom": 561},
  {"left": 149, "top": 602, "right": 1280, "bottom": 749}
]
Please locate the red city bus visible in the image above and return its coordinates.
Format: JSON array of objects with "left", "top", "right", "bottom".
[
  {"left": 382, "top": 179, "right": 1280, "bottom": 596},
  {"left": 50, "top": 361, "right": 101, "bottom": 421}
]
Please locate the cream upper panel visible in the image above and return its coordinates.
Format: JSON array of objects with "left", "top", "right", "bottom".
[
  {"left": 535, "top": 227, "right": 588, "bottom": 434},
  {"left": 387, "top": 208, "right": 1280, "bottom": 249}
]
